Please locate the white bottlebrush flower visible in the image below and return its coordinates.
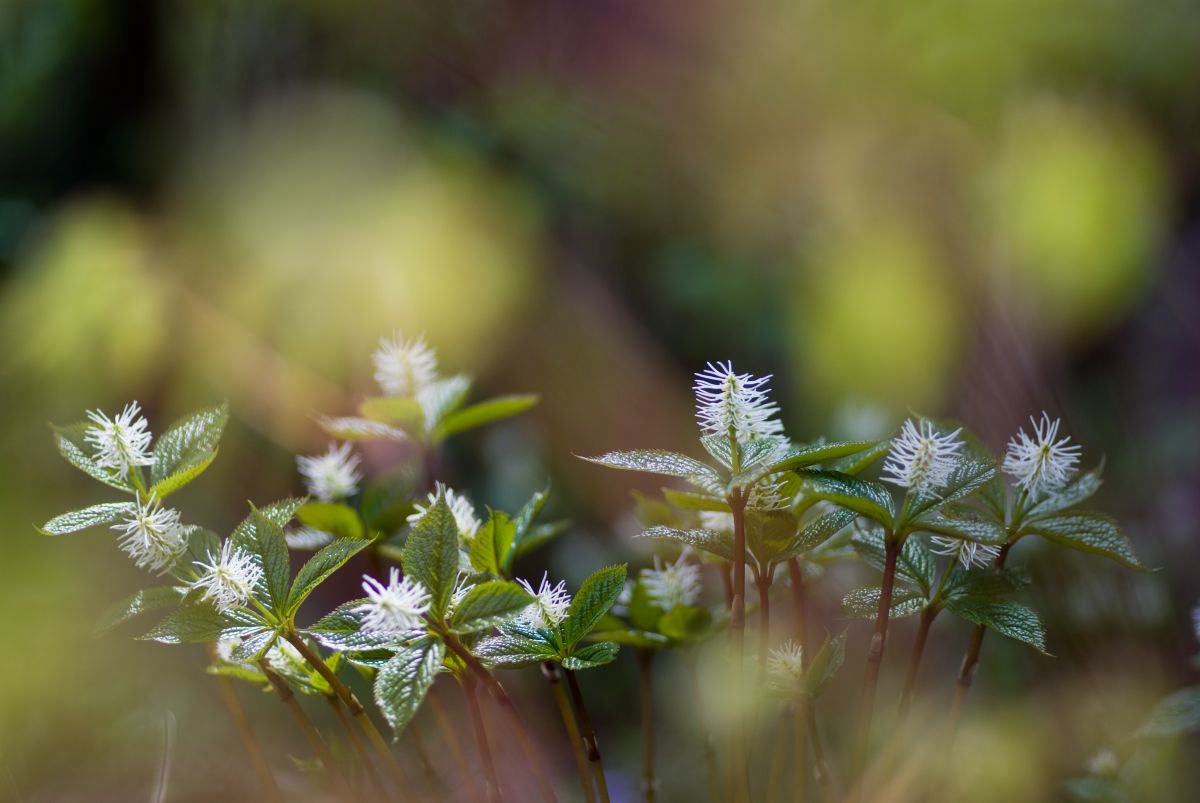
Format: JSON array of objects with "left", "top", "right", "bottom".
[
  {"left": 215, "top": 636, "right": 242, "bottom": 664},
  {"left": 296, "top": 442, "right": 362, "bottom": 502},
  {"left": 112, "top": 495, "right": 188, "bottom": 573},
  {"left": 358, "top": 569, "right": 431, "bottom": 638},
  {"left": 372, "top": 332, "right": 439, "bottom": 397},
  {"left": 930, "top": 536, "right": 1002, "bottom": 570},
  {"left": 191, "top": 540, "right": 263, "bottom": 613},
  {"left": 84, "top": 401, "right": 155, "bottom": 478},
  {"left": 517, "top": 573, "right": 572, "bottom": 629},
  {"left": 408, "top": 484, "right": 482, "bottom": 542},
  {"left": 265, "top": 639, "right": 308, "bottom": 675},
  {"left": 694, "top": 361, "right": 785, "bottom": 443},
  {"left": 640, "top": 554, "right": 703, "bottom": 609},
  {"left": 881, "top": 418, "right": 963, "bottom": 493},
  {"left": 1002, "top": 413, "right": 1082, "bottom": 497},
  {"left": 766, "top": 640, "right": 805, "bottom": 696}
]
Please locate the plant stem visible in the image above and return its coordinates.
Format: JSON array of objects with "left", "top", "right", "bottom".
[
  {"left": 257, "top": 660, "right": 354, "bottom": 800},
  {"left": 896, "top": 606, "right": 938, "bottom": 724},
  {"left": 849, "top": 534, "right": 900, "bottom": 796},
  {"left": 327, "top": 694, "right": 389, "bottom": 799},
  {"left": 565, "top": 669, "right": 611, "bottom": 803},
  {"left": 463, "top": 676, "right": 503, "bottom": 803},
  {"left": 440, "top": 631, "right": 559, "bottom": 803},
  {"left": 792, "top": 701, "right": 808, "bottom": 803},
  {"left": 786, "top": 558, "right": 808, "bottom": 655},
  {"left": 727, "top": 489, "right": 752, "bottom": 803},
  {"left": 208, "top": 647, "right": 281, "bottom": 803},
  {"left": 429, "top": 686, "right": 482, "bottom": 801},
  {"left": 756, "top": 570, "right": 772, "bottom": 686},
  {"left": 765, "top": 710, "right": 789, "bottom": 803},
  {"left": 720, "top": 563, "right": 733, "bottom": 607},
  {"left": 543, "top": 662, "right": 595, "bottom": 803},
  {"left": 636, "top": 649, "right": 657, "bottom": 803},
  {"left": 946, "top": 543, "right": 1012, "bottom": 740}
]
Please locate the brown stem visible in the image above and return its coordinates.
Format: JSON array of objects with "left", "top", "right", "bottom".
[
  {"left": 756, "top": 571, "right": 772, "bottom": 686},
  {"left": 786, "top": 559, "right": 808, "bottom": 656},
  {"left": 464, "top": 676, "right": 503, "bottom": 803},
  {"left": 327, "top": 695, "right": 388, "bottom": 799},
  {"left": 565, "top": 669, "right": 611, "bottom": 803},
  {"left": 727, "top": 490, "right": 752, "bottom": 803},
  {"left": 947, "top": 544, "right": 1013, "bottom": 739},
  {"left": 636, "top": 649, "right": 657, "bottom": 803},
  {"left": 543, "top": 662, "right": 595, "bottom": 803},
  {"left": 849, "top": 534, "right": 900, "bottom": 797},
  {"left": 429, "top": 686, "right": 482, "bottom": 801},
  {"left": 208, "top": 646, "right": 281, "bottom": 802},
  {"left": 720, "top": 563, "right": 733, "bottom": 607},
  {"left": 897, "top": 607, "right": 938, "bottom": 724}
]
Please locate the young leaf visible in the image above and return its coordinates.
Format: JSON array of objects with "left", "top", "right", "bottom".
[
  {"left": 51, "top": 423, "right": 133, "bottom": 492},
  {"left": 580, "top": 450, "right": 722, "bottom": 490},
  {"left": 851, "top": 526, "right": 937, "bottom": 593},
  {"left": 759, "top": 440, "right": 878, "bottom": 477},
  {"left": 912, "top": 514, "right": 1007, "bottom": 545},
  {"left": 1020, "top": 511, "right": 1145, "bottom": 570},
  {"left": 943, "top": 598, "right": 1049, "bottom": 654},
  {"left": 657, "top": 605, "right": 713, "bottom": 641},
  {"left": 359, "top": 397, "right": 426, "bottom": 430},
  {"left": 1135, "top": 687, "right": 1200, "bottom": 739},
  {"left": 1024, "top": 460, "right": 1105, "bottom": 519},
  {"left": 305, "top": 600, "right": 396, "bottom": 652},
  {"left": 150, "top": 403, "right": 228, "bottom": 488},
  {"left": 842, "top": 587, "right": 925, "bottom": 619},
  {"left": 639, "top": 526, "right": 733, "bottom": 562},
  {"left": 245, "top": 508, "right": 293, "bottom": 614},
  {"left": 375, "top": 637, "right": 444, "bottom": 735},
  {"left": 513, "top": 521, "right": 569, "bottom": 561},
  {"left": 402, "top": 492, "right": 461, "bottom": 617},
  {"left": 296, "top": 502, "right": 365, "bottom": 541},
  {"left": 827, "top": 439, "right": 892, "bottom": 476},
  {"left": 149, "top": 450, "right": 219, "bottom": 498},
  {"left": 318, "top": 415, "right": 409, "bottom": 442},
  {"left": 470, "top": 510, "right": 517, "bottom": 576},
  {"left": 450, "top": 581, "right": 534, "bottom": 634},
  {"left": 419, "top": 376, "right": 474, "bottom": 429},
  {"left": 39, "top": 502, "right": 135, "bottom": 536},
  {"left": 562, "top": 565, "right": 627, "bottom": 649},
  {"left": 562, "top": 641, "right": 620, "bottom": 670},
  {"left": 780, "top": 508, "right": 858, "bottom": 560},
  {"left": 434, "top": 395, "right": 539, "bottom": 440},
  {"left": 662, "top": 488, "right": 730, "bottom": 512},
  {"left": 288, "top": 538, "right": 372, "bottom": 614},
  {"left": 475, "top": 633, "right": 559, "bottom": 667},
  {"left": 805, "top": 631, "right": 847, "bottom": 697},
  {"left": 141, "top": 605, "right": 263, "bottom": 644},
  {"left": 95, "top": 586, "right": 185, "bottom": 636},
  {"left": 799, "top": 471, "right": 894, "bottom": 527},
  {"left": 903, "top": 458, "right": 997, "bottom": 524}
]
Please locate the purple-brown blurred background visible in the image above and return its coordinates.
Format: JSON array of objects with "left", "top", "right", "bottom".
[{"left": 2, "top": 1, "right": 1199, "bottom": 800}]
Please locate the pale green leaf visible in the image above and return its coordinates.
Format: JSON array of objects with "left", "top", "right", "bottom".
[
  {"left": 51, "top": 423, "right": 133, "bottom": 492},
  {"left": 639, "top": 525, "right": 732, "bottom": 562},
  {"left": 435, "top": 395, "right": 538, "bottom": 440},
  {"left": 799, "top": 471, "right": 894, "bottom": 527},
  {"left": 450, "top": 581, "right": 534, "bottom": 634},
  {"left": 943, "top": 598, "right": 1048, "bottom": 654},
  {"left": 39, "top": 502, "right": 135, "bottom": 536},
  {"left": 151, "top": 403, "right": 228, "bottom": 486},
  {"left": 288, "top": 538, "right": 371, "bottom": 614},
  {"left": 581, "top": 450, "right": 721, "bottom": 490},
  {"left": 296, "top": 502, "right": 365, "bottom": 541},
  {"left": 95, "top": 586, "right": 185, "bottom": 636},
  {"left": 402, "top": 492, "right": 460, "bottom": 617},
  {"left": 562, "top": 565, "right": 627, "bottom": 649},
  {"left": 842, "top": 587, "right": 925, "bottom": 619},
  {"left": 562, "top": 641, "right": 619, "bottom": 670},
  {"left": 1021, "top": 511, "right": 1145, "bottom": 570},
  {"left": 375, "top": 638, "right": 444, "bottom": 734}
]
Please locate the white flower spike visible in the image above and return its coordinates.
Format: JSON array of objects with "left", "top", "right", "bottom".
[
  {"left": 84, "top": 401, "right": 155, "bottom": 479},
  {"left": 766, "top": 640, "right": 805, "bottom": 696},
  {"left": 517, "top": 572, "right": 572, "bottom": 629},
  {"left": 191, "top": 540, "right": 263, "bottom": 612},
  {"left": 882, "top": 418, "right": 963, "bottom": 493},
  {"left": 372, "top": 332, "right": 439, "bottom": 397},
  {"left": 929, "top": 536, "right": 1001, "bottom": 570},
  {"left": 640, "top": 554, "right": 702, "bottom": 609},
  {"left": 112, "top": 495, "right": 188, "bottom": 573},
  {"left": 1002, "top": 413, "right": 1082, "bottom": 498},
  {"left": 297, "top": 442, "right": 362, "bottom": 502},
  {"left": 694, "top": 361, "right": 785, "bottom": 444},
  {"left": 408, "top": 484, "right": 482, "bottom": 542},
  {"left": 358, "top": 569, "right": 431, "bottom": 638}
]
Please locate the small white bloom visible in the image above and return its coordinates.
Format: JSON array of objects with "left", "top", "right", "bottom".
[
  {"left": 358, "top": 569, "right": 431, "bottom": 638},
  {"left": 84, "top": 401, "right": 155, "bottom": 478},
  {"left": 517, "top": 573, "right": 572, "bottom": 629},
  {"left": 417, "top": 375, "right": 471, "bottom": 429},
  {"left": 285, "top": 526, "right": 335, "bottom": 550},
  {"left": 694, "top": 361, "right": 785, "bottom": 444},
  {"left": 930, "top": 536, "right": 1001, "bottom": 570},
  {"left": 372, "top": 332, "right": 439, "bottom": 397},
  {"left": 297, "top": 442, "right": 362, "bottom": 502},
  {"left": 766, "top": 640, "right": 805, "bottom": 696},
  {"left": 882, "top": 418, "right": 963, "bottom": 493},
  {"left": 191, "top": 540, "right": 263, "bottom": 612},
  {"left": 640, "top": 554, "right": 702, "bottom": 609},
  {"left": 408, "top": 484, "right": 481, "bottom": 542},
  {"left": 265, "top": 639, "right": 308, "bottom": 675},
  {"left": 1002, "top": 413, "right": 1082, "bottom": 497},
  {"left": 112, "top": 495, "right": 188, "bottom": 573},
  {"left": 215, "top": 636, "right": 242, "bottom": 664}
]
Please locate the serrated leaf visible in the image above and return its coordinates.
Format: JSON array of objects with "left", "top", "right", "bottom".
[
  {"left": 562, "top": 565, "right": 627, "bottom": 649},
  {"left": 739, "top": 438, "right": 786, "bottom": 470},
  {"left": 435, "top": 394, "right": 538, "bottom": 440},
  {"left": 305, "top": 599, "right": 397, "bottom": 652},
  {"left": 450, "top": 581, "right": 534, "bottom": 634},
  {"left": 469, "top": 510, "right": 512, "bottom": 575},
  {"left": 662, "top": 488, "right": 730, "bottom": 512},
  {"left": 943, "top": 598, "right": 1048, "bottom": 654},
  {"left": 588, "top": 628, "right": 671, "bottom": 649},
  {"left": 639, "top": 525, "right": 732, "bottom": 562},
  {"left": 1024, "top": 461, "right": 1106, "bottom": 519},
  {"left": 780, "top": 508, "right": 858, "bottom": 561},
  {"left": 912, "top": 514, "right": 1007, "bottom": 545},
  {"left": 151, "top": 403, "right": 228, "bottom": 486},
  {"left": 94, "top": 586, "right": 184, "bottom": 636},
  {"left": 296, "top": 502, "right": 365, "bottom": 541},
  {"left": 229, "top": 629, "right": 278, "bottom": 664},
  {"left": 249, "top": 509, "right": 293, "bottom": 614},
  {"left": 141, "top": 605, "right": 263, "bottom": 644},
  {"left": 475, "top": 633, "right": 559, "bottom": 667},
  {"left": 402, "top": 492, "right": 461, "bottom": 617},
  {"left": 799, "top": 471, "right": 894, "bottom": 527},
  {"left": 51, "top": 423, "right": 134, "bottom": 492},
  {"left": 375, "top": 638, "right": 444, "bottom": 735},
  {"left": 1135, "top": 687, "right": 1200, "bottom": 739},
  {"left": 1021, "top": 511, "right": 1145, "bottom": 570},
  {"left": 903, "top": 458, "right": 997, "bottom": 524},
  {"left": 941, "top": 566, "right": 1031, "bottom": 604},
  {"left": 39, "top": 502, "right": 135, "bottom": 536},
  {"left": 288, "top": 538, "right": 371, "bottom": 614},
  {"left": 317, "top": 416, "right": 409, "bottom": 441},
  {"left": 562, "top": 641, "right": 619, "bottom": 670},
  {"left": 851, "top": 526, "right": 936, "bottom": 593},
  {"left": 827, "top": 439, "right": 892, "bottom": 476},
  {"left": 657, "top": 605, "right": 713, "bottom": 641},
  {"left": 149, "top": 449, "right": 219, "bottom": 498},
  {"left": 805, "top": 631, "right": 847, "bottom": 697},
  {"left": 581, "top": 450, "right": 722, "bottom": 491},
  {"left": 746, "top": 508, "right": 799, "bottom": 565},
  {"left": 760, "top": 440, "right": 878, "bottom": 477},
  {"left": 842, "top": 587, "right": 925, "bottom": 619},
  {"left": 513, "top": 520, "right": 568, "bottom": 560}
]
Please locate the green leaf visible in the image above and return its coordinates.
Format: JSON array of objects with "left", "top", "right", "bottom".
[
  {"left": 580, "top": 450, "right": 721, "bottom": 491},
  {"left": 746, "top": 508, "right": 799, "bottom": 565},
  {"left": 51, "top": 423, "right": 134, "bottom": 492},
  {"left": 359, "top": 397, "right": 426, "bottom": 430},
  {"left": 799, "top": 471, "right": 894, "bottom": 527},
  {"left": 149, "top": 449, "right": 219, "bottom": 498},
  {"left": 851, "top": 526, "right": 936, "bottom": 593},
  {"left": 305, "top": 600, "right": 396, "bottom": 652},
  {"left": 248, "top": 508, "right": 293, "bottom": 614},
  {"left": 296, "top": 502, "right": 365, "bottom": 541},
  {"left": 402, "top": 492, "right": 461, "bottom": 618},
  {"left": 318, "top": 415, "right": 409, "bottom": 442},
  {"left": 178, "top": 526, "right": 222, "bottom": 575},
  {"left": 450, "top": 581, "right": 534, "bottom": 634},
  {"left": 639, "top": 525, "right": 732, "bottom": 562},
  {"left": 588, "top": 628, "right": 671, "bottom": 649},
  {"left": 662, "top": 488, "right": 730, "bottom": 512},
  {"left": 475, "top": 633, "right": 558, "bottom": 667},
  {"left": 228, "top": 629, "right": 278, "bottom": 664},
  {"left": 514, "top": 521, "right": 569, "bottom": 560},
  {"left": 826, "top": 439, "right": 892, "bottom": 476},
  {"left": 39, "top": 502, "right": 135, "bottom": 536},
  {"left": 941, "top": 567, "right": 1031, "bottom": 604},
  {"left": 739, "top": 438, "right": 787, "bottom": 471},
  {"left": 562, "top": 565, "right": 627, "bottom": 649},
  {"left": 805, "top": 631, "right": 847, "bottom": 697},
  {"left": 1135, "top": 687, "right": 1200, "bottom": 739},
  {"left": 141, "top": 605, "right": 263, "bottom": 644},
  {"left": 562, "top": 641, "right": 619, "bottom": 670},
  {"left": 761, "top": 440, "right": 878, "bottom": 476},
  {"left": 435, "top": 395, "right": 538, "bottom": 440},
  {"left": 94, "top": 586, "right": 185, "bottom": 636},
  {"left": 375, "top": 638, "right": 444, "bottom": 735},
  {"left": 903, "top": 458, "right": 997, "bottom": 524},
  {"left": 418, "top": 376, "right": 473, "bottom": 430},
  {"left": 288, "top": 538, "right": 372, "bottom": 614},
  {"left": 657, "top": 605, "right": 713, "bottom": 641},
  {"left": 1024, "top": 460, "right": 1105, "bottom": 519},
  {"left": 912, "top": 514, "right": 1007, "bottom": 545},
  {"left": 842, "top": 587, "right": 925, "bottom": 619},
  {"left": 780, "top": 508, "right": 858, "bottom": 560},
  {"left": 943, "top": 598, "right": 1048, "bottom": 654},
  {"left": 232, "top": 498, "right": 306, "bottom": 545},
  {"left": 1021, "top": 511, "right": 1145, "bottom": 570},
  {"left": 150, "top": 403, "right": 228, "bottom": 488}
]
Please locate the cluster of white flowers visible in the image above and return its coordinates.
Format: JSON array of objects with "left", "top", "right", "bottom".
[
  {"left": 693, "top": 361, "right": 785, "bottom": 444},
  {"left": 85, "top": 401, "right": 155, "bottom": 479},
  {"left": 112, "top": 495, "right": 188, "bottom": 573},
  {"left": 765, "top": 640, "right": 805, "bottom": 695},
  {"left": 517, "top": 573, "right": 572, "bottom": 629},
  {"left": 1002, "top": 413, "right": 1082, "bottom": 498},
  {"left": 190, "top": 540, "right": 263, "bottom": 612},
  {"left": 408, "top": 485, "right": 482, "bottom": 542},
  {"left": 372, "top": 332, "right": 439, "bottom": 398},
  {"left": 357, "top": 569, "right": 431, "bottom": 638},
  {"left": 882, "top": 418, "right": 963, "bottom": 493},
  {"left": 640, "top": 554, "right": 702, "bottom": 609},
  {"left": 930, "top": 536, "right": 1002, "bottom": 570},
  {"left": 264, "top": 639, "right": 308, "bottom": 676},
  {"left": 297, "top": 442, "right": 362, "bottom": 502}
]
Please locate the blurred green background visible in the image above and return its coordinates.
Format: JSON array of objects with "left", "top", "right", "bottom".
[{"left": 2, "top": 1, "right": 1199, "bottom": 800}]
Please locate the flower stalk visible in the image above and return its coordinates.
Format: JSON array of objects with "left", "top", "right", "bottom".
[
  {"left": 636, "top": 648, "right": 657, "bottom": 803},
  {"left": 849, "top": 534, "right": 899, "bottom": 794},
  {"left": 463, "top": 675, "right": 503, "bottom": 803},
  {"left": 543, "top": 661, "right": 595, "bottom": 803},
  {"left": 565, "top": 668, "right": 612, "bottom": 803},
  {"left": 207, "top": 645, "right": 281, "bottom": 803}
]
